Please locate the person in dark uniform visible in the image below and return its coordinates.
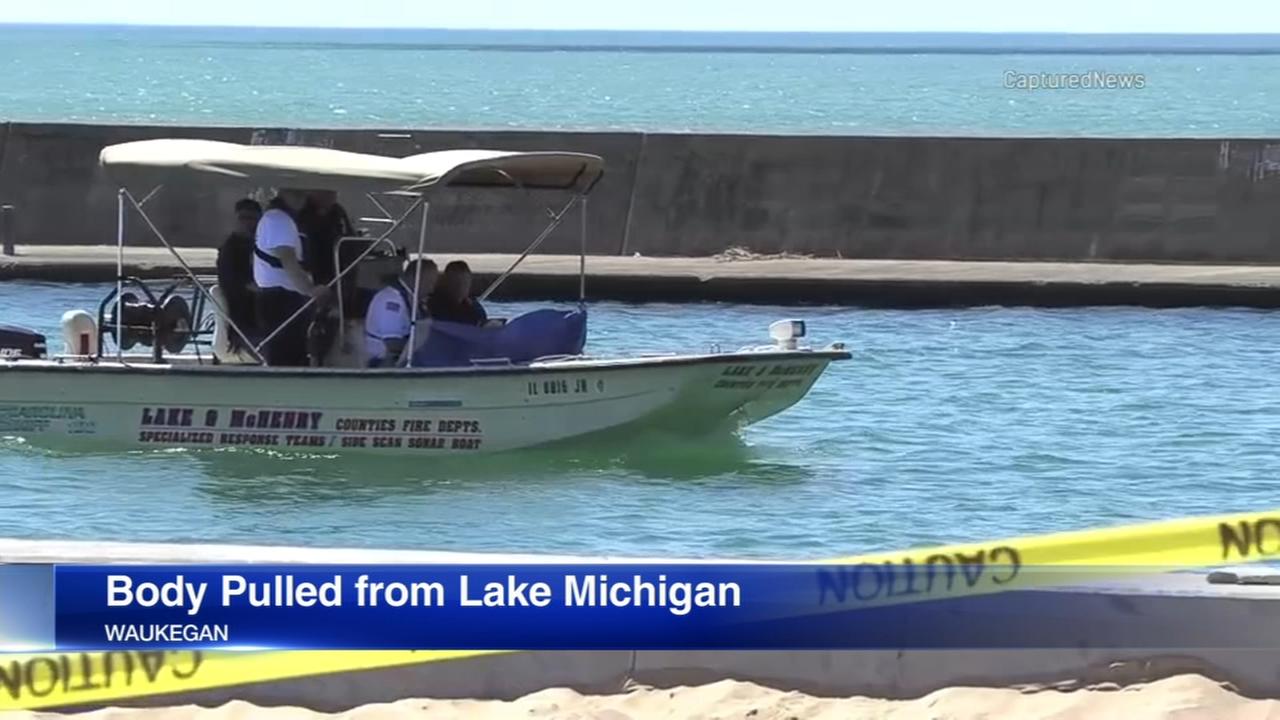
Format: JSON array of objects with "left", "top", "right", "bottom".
[
  {"left": 215, "top": 198, "right": 262, "bottom": 351},
  {"left": 428, "top": 260, "right": 488, "bottom": 326},
  {"left": 296, "top": 190, "right": 355, "bottom": 289}
]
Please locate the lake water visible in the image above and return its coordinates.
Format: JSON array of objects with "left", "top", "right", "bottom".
[
  {"left": 1, "top": 25, "right": 1279, "bottom": 136},
  {"left": 0, "top": 281, "right": 1276, "bottom": 559},
  {"left": 1, "top": 27, "right": 1277, "bottom": 558}
]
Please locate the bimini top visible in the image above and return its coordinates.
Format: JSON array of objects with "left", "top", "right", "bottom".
[{"left": 98, "top": 139, "right": 604, "bottom": 195}]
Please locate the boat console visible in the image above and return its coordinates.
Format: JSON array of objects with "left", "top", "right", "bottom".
[{"left": 323, "top": 235, "right": 404, "bottom": 368}]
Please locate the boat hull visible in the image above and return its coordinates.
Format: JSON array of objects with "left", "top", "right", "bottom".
[{"left": 0, "top": 350, "right": 848, "bottom": 455}]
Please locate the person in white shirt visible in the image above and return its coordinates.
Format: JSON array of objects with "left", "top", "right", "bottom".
[
  {"left": 253, "top": 189, "right": 329, "bottom": 366},
  {"left": 365, "top": 258, "right": 438, "bottom": 367}
]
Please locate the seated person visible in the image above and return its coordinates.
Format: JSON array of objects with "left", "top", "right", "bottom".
[
  {"left": 428, "top": 260, "right": 488, "bottom": 326},
  {"left": 215, "top": 198, "right": 263, "bottom": 351},
  {"left": 364, "top": 258, "right": 438, "bottom": 367}
]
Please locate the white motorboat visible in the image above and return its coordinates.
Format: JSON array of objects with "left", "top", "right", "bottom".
[{"left": 0, "top": 139, "right": 850, "bottom": 455}]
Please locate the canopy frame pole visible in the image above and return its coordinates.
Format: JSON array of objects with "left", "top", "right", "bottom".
[
  {"left": 365, "top": 192, "right": 395, "bottom": 220},
  {"left": 478, "top": 194, "right": 580, "bottom": 303},
  {"left": 115, "top": 188, "right": 124, "bottom": 362},
  {"left": 122, "top": 188, "right": 265, "bottom": 365},
  {"left": 334, "top": 235, "right": 399, "bottom": 348},
  {"left": 253, "top": 194, "right": 425, "bottom": 359},
  {"left": 335, "top": 191, "right": 408, "bottom": 348},
  {"left": 578, "top": 196, "right": 588, "bottom": 304},
  {"left": 136, "top": 184, "right": 164, "bottom": 208},
  {"left": 403, "top": 200, "right": 431, "bottom": 367}
]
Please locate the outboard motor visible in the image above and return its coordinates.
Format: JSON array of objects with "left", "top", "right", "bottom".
[
  {"left": 0, "top": 324, "right": 48, "bottom": 360},
  {"left": 105, "top": 291, "right": 193, "bottom": 361}
]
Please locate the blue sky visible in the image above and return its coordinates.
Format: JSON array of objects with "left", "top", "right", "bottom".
[{"left": 1, "top": 0, "right": 1278, "bottom": 33}]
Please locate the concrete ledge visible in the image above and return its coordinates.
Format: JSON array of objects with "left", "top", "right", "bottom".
[
  {"left": 50, "top": 649, "right": 1280, "bottom": 713},
  {"left": 10, "top": 123, "right": 1280, "bottom": 266},
  {"left": 3, "top": 246, "right": 1280, "bottom": 307},
  {"left": 37, "top": 648, "right": 1280, "bottom": 713}
]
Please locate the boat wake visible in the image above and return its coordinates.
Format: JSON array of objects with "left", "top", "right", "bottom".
[{"left": 184, "top": 424, "right": 817, "bottom": 508}]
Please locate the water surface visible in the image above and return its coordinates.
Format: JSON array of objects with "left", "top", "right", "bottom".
[
  {"left": 0, "top": 281, "right": 1275, "bottom": 559},
  {"left": 1, "top": 25, "right": 1278, "bottom": 136}
]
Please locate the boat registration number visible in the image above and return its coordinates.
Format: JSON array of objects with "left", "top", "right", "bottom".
[{"left": 527, "top": 377, "right": 603, "bottom": 397}]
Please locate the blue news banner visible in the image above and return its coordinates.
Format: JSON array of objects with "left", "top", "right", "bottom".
[{"left": 0, "top": 564, "right": 1275, "bottom": 651}]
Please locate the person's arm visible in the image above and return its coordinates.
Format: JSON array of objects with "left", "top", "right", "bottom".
[
  {"left": 259, "top": 211, "right": 326, "bottom": 299},
  {"left": 215, "top": 242, "right": 232, "bottom": 289},
  {"left": 269, "top": 246, "right": 325, "bottom": 298},
  {"left": 382, "top": 338, "right": 407, "bottom": 365},
  {"left": 395, "top": 317, "right": 433, "bottom": 366},
  {"left": 338, "top": 206, "right": 356, "bottom": 236}
]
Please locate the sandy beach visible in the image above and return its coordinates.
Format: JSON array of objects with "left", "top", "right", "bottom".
[{"left": 18, "top": 674, "right": 1280, "bottom": 720}]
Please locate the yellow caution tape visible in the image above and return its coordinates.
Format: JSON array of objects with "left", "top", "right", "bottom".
[
  {"left": 0, "top": 650, "right": 508, "bottom": 711},
  {"left": 2, "top": 507, "right": 1278, "bottom": 710},
  {"left": 813, "top": 507, "right": 1280, "bottom": 606},
  {"left": 826, "top": 507, "right": 1280, "bottom": 567}
]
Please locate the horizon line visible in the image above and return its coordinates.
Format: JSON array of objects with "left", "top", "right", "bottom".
[{"left": 2, "top": 22, "right": 1280, "bottom": 36}]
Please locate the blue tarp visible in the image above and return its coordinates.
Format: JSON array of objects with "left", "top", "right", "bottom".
[{"left": 409, "top": 308, "right": 588, "bottom": 368}]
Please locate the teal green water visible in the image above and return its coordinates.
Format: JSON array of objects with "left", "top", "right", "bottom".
[
  {"left": 2, "top": 25, "right": 1279, "bottom": 136},
  {"left": 0, "top": 282, "right": 1276, "bottom": 559}
]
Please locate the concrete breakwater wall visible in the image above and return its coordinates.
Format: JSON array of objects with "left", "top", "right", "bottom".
[{"left": 2, "top": 121, "right": 1280, "bottom": 262}]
